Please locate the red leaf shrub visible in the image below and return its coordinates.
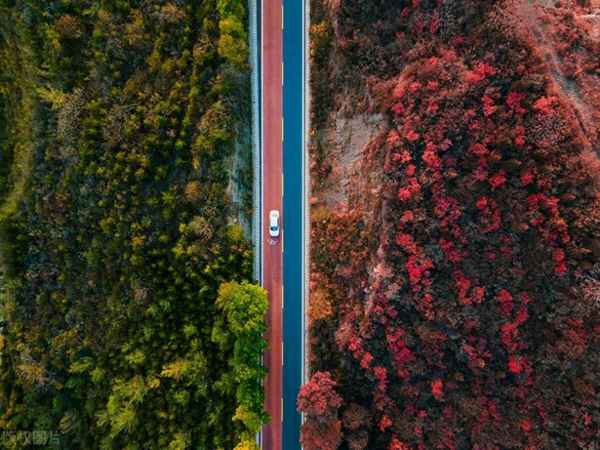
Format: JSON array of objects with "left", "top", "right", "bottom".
[
  {"left": 305, "top": 0, "right": 600, "bottom": 448},
  {"left": 431, "top": 379, "right": 444, "bottom": 401},
  {"left": 298, "top": 371, "right": 343, "bottom": 419},
  {"left": 299, "top": 419, "right": 343, "bottom": 450},
  {"left": 298, "top": 372, "right": 343, "bottom": 450}
]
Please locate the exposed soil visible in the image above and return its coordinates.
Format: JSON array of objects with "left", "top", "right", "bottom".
[
  {"left": 316, "top": 109, "right": 384, "bottom": 209},
  {"left": 514, "top": 0, "right": 600, "bottom": 154}
]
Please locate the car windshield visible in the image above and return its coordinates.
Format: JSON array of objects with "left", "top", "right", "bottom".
[{"left": 270, "top": 226, "right": 277, "bottom": 231}]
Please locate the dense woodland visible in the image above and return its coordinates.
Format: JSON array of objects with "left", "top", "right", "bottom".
[
  {"left": 304, "top": 0, "right": 600, "bottom": 449},
  {"left": 0, "top": 1, "right": 265, "bottom": 449}
]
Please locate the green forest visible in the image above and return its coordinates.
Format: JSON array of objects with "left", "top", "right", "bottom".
[{"left": 0, "top": 1, "right": 265, "bottom": 449}]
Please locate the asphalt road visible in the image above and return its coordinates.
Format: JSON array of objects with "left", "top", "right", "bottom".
[
  {"left": 260, "top": 0, "right": 304, "bottom": 448},
  {"left": 282, "top": 0, "right": 305, "bottom": 447},
  {"left": 261, "top": 1, "right": 283, "bottom": 448}
]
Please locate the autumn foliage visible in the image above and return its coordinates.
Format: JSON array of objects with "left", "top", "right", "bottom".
[
  {"left": 298, "top": 372, "right": 343, "bottom": 450},
  {"left": 304, "top": 0, "right": 600, "bottom": 448}
]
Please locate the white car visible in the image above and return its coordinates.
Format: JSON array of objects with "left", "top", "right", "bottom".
[{"left": 269, "top": 210, "right": 280, "bottom": 238}]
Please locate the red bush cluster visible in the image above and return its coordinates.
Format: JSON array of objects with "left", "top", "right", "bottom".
[
  {"left": 304, "top": 0, "right": 600, "bottom": 448},
  {"left": 298, "top": 372, "right": 344, "bottom": 450}
]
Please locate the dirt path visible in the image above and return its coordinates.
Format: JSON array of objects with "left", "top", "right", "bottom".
[{"left": 514, "top": 0, "right": 598, "bottom": 148}]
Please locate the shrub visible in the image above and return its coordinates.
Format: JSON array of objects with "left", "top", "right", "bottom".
[
  {"left": 303, "top": 0, "right": 600, "bottom": 448},
  {"left": 0, "top": 1, "right": 258, "bottom": 448}
]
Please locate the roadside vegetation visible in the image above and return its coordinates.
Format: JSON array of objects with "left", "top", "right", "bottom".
[
  {"left": 0, "top": 1, "right": 265, "bottom": 449},
  {"left": 303, "top": 0, "right": 600, "bottom": 448}
]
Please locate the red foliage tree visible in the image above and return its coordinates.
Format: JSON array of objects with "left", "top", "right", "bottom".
[
  {"left": 298, "top": 372, "right": 343, "bottom": 450},
  {"left": 304, "top": 0, "right": 600, "bottom": 448}
]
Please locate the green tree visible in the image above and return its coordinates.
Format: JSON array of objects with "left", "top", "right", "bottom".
[{"left": 213, "top": 281, "right": 269, "bottom": 443}]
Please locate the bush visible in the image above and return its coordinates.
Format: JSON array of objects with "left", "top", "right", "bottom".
[
  {"left": 214, "top": 281, "right": 269, "bottom": 439},
  {"left": 0, "top": 1, "right": 259, "bottom": 448},
  {"left": 304, "top": 1, "right": 600, "bottom": 448}
]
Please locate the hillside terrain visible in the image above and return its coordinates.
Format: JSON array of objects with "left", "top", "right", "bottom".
[
  {"left": 303, "top": 0, "right": 600, "bottom": 448},
  {"left": 0, "top": 1, "right": 264, "bottom": 449}
]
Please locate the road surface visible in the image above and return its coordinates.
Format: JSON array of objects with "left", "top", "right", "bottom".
[
  {"left": 260, "top": 0, "right": 305, "bottom": 448},
  {"left": 282, "top": 0, "right": 306, "bottom": 447},
  {"left": 261, "top": 0, "right": 283, "bottom": 448}
]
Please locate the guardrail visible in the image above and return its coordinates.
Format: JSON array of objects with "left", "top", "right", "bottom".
[
  {"left": 250, "top": 0, "right": 261, "bottom": 284},
  {"left": 249, "top": 0, "right": 262, "bottom": 447}
]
